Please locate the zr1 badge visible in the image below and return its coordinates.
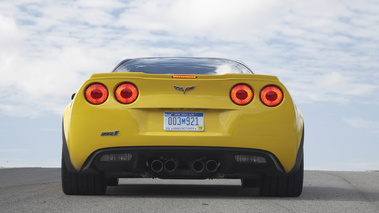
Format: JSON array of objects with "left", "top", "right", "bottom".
[{"left": 100, "top": 131, "right": 119, "bottom": 136}]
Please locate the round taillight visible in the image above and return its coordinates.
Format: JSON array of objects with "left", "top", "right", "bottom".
[
  {"left": 230, "top": 84, "right": 253, "bottom": 105},
  {"left": 115, "top": 83, "right": 138, "bottom": 104},
  {"left": 85, "top": 83, "right": 108, "bottom": 105},
  {"left": 260, "top": 85, "right": 283, "bottom": 107}
]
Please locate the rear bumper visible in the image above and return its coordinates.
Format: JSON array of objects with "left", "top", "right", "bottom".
[
  {"left": 65, "top": 146, "right": 288, "bottom": 179},
  {"left": 62, "top": 119, "right": 304, "bottom": 179}
]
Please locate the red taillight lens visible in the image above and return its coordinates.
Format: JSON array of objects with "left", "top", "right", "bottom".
[
  {"left": 230, "top": 84, "right": 253, "bottom": 105},
  {"left": 115, "top": 83, "right": 138, "bottom": 104},
  {"left": 260, "top": 85, "right": 283, "bottom": 107},
  {"left": 85, "top": 83, "right": 108, "bottom": 105}
]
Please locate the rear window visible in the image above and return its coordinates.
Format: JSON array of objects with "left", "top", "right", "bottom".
[{"left": 112, "top": 58, "right": 253, "bottom": 75}]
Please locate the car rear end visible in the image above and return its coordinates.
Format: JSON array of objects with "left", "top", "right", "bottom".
[{"left": 62, "top": 58, "right": 304, "bottom": 196}]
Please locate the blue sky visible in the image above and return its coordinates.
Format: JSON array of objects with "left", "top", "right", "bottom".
[{"left": 0, "top": 0, "right": 378, "bottom": 170}]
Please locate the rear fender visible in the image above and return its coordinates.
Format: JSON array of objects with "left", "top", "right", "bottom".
[
  {"left": 287, "top": 125, "right": 304, "bottom": 175},
  {"left": 62, "top": 120, "right": 79, "bottom": 173}
]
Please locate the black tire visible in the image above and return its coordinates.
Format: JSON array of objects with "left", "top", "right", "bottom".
[
  {"left": 258, "top": 155, "right": 304, "bottom": 197},
  {"left": 61, "top": 157, "right": 107, "bottom": 195},
  {"left": 241, "top": 178, "right": 258, "bottom": 187},
  {"left": 106, "top": 178, "right": 119, "bottom": 186}
]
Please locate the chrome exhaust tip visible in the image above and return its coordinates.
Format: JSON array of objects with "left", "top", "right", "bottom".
[
  {"left": 164, "top": 159, "right": 177, "bottom": 173},
  {"left": 192, "top": 159, "right": 205, "bottom": 173},
  {"left": 206, "top": 160, "right": 219, "bottom": 173},
  {"left": 151, "top": 160, "right": 164, "bottom": 173}
]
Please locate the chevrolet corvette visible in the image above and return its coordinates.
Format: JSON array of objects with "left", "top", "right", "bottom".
[{"left": 62, "top": 57, "right": 304, "bottom": 197}]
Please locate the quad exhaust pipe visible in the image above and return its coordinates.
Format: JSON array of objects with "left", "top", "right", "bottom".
[{"left": 149, "top": 158, "right": 219, "bottom": 174}]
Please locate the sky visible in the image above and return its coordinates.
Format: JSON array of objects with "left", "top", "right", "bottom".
[{"left": 0, "top": 0, "right": 378, "bottom": 171}]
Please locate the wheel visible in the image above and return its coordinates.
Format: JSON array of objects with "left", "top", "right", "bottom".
[
  {"left": 61, "top": 157, "right": 107, "bottom": 195},
  {"left": 241, "top": 178, "right": 258, "bottom": 187},
  {"left": 258, "top": 154, "right": 304, "bottom": 197}
]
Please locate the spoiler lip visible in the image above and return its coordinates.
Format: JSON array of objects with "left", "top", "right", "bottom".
[{"left": 88, "top": 72, "right": 279, "bottom": 82}]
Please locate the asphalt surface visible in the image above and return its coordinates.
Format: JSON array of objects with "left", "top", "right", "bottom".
[{"left": 0, "top": 168, "right": 378, "bottom": 213}]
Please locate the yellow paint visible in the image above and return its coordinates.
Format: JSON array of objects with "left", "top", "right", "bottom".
[{"left": 63, "top": 72, "right": 304, "bottom": 173}]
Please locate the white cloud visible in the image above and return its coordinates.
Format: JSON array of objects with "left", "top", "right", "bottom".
[
  {"left": 310, "top": 71, "right": 378, "bottom": 102},
  {"left": 0, "top": 0, "right": 379, "bottom": 117},
  {"left": 344, "top": 117, "right": 379, "bottom": 133},
  {"left": 0, "top": 15, "right": 21, "bottom": 46}
]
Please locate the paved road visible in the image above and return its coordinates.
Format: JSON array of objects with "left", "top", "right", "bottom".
[{"left": 0, "top": 168, "right": 378, "bottom": 212}]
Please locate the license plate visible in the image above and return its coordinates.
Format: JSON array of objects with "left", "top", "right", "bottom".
[{"left": 164, "top": 112, "right": 204, "bottom": 131}]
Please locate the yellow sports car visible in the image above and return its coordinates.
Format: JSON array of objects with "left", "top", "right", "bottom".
[{"left": 62, "top": 57, "right": 304, "bottom": 197}]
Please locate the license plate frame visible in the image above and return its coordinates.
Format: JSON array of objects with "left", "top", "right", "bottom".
[{"left": 164, "top": 112, "right": 204, "bottom": 131}]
